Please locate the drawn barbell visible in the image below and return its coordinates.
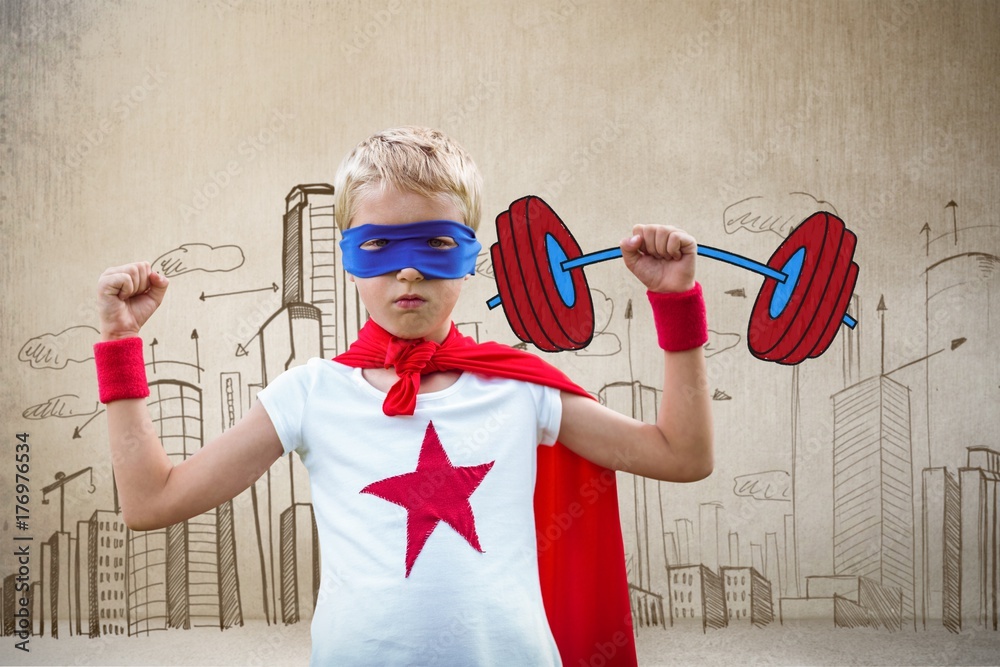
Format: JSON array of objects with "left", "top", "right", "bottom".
[{"left": 485, "top": 196, "right": 859, "bottom": 364}]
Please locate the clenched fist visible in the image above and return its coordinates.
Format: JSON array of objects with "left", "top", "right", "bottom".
[
  {"left": 97, "top": 262, "right": 169, "bottom": 341},
  {"left": 619, "top": 224, "right": 697, "bottom": 294}
]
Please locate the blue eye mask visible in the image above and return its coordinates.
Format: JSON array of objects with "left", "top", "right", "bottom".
[{"left": 339, "top": 220, "right": 482, "bottom": 279}]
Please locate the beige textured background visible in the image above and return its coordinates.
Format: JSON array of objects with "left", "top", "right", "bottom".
[{"left": 2, "top": 1, "right": 999, "bottom": 664}]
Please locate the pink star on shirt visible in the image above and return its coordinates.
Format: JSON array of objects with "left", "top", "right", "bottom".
[{"left": 360, "top": 420, "right": 495, "bottom": 577}]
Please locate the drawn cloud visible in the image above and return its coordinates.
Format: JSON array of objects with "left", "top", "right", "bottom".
[
  {"left": 733, "top": 470, "right": 791, "bottom": 501},
  {"left": 724, "top": 193, "right": 840, "bottom": 238},
  {"left": 704, "top": 330, "right": 740, "bottom": 358},
  {"left": 19, "top": 325, "right": 100, "bottom": 370},
  {"left": 475, "top": 251, "right": 494, "bottom": 279},
  {"left": 575, "top": 289, "right": 621, "bottom": 357},
  {"left": 153, "top": 243, "right": 245, "bottom": 277},
  {"left": 23, "top": 394, "right": 99, "bottom": 420}
]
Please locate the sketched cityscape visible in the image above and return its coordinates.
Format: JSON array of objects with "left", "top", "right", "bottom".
[
  {"left": 3, "top": 189, "right": 997, "bottom": 642},
  {"left": 618, "top": 215, "right": 999, "bottom": 634}
]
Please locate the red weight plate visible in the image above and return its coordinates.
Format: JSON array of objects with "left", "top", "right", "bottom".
[
  {"left": 778, "top": 222, "right": 856, "bottom": 364},
  {"left": 807, "top": 260, "right": 859, "bottom": 361},
  {"left": 496, "top": 202, "right": 560, "bottom": 351},
  {"left": 490, "top": 240, "right": 531, "bottom": 345},
  {"left": 509, "top": 196, "right": 595, "bottom": 350},
  {"left": 748, "top": 212, "right": 844, "bottom": 361}
]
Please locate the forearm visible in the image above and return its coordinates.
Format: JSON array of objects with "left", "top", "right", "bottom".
[
  {"left": 105, "top": 398, "right": 174, "bottom": 530},
  {"left": 656, "top": 346, "right": 714, "bottom": 481}
]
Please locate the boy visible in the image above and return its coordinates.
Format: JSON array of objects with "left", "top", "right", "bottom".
[{"left": 94, "top": 126, "right": 713, "bottom": 665}]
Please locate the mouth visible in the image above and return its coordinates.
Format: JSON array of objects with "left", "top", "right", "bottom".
[{"left": 394, "top": 294, "right": 426, "bottom": 309}]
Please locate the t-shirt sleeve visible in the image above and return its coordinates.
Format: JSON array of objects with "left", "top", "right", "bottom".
[
  {"left": 256, "top": 360, "right": 316, "bottom": 456},
  {"left": 530, "top": 383, "right": 563, "bottom": 446}
]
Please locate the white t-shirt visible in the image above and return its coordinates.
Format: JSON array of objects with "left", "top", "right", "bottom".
[{"left": 257, "top": 357, "right": 564, "bottom": 666}]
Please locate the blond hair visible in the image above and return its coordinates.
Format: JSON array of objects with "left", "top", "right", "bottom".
[{"left": 333, "top": 126, "right": 483, "bottom": 232}]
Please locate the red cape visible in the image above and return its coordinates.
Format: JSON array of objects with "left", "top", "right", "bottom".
[{"left": 335, "top": 322, "right": 637, "bottom": 666}]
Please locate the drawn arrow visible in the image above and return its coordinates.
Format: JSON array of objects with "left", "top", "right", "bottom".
[
  {"left": 150, "top": 338, "right": 158, "bottom": 374},
  {"left": 946, "top": 200, "right": 958, "bottom": 245},
  {"left": 200, "top": 283, "right": 279, "bottom": 301},
  {"left": 191, "top": 329, "right": 201, "bottom": 383},
  {"left": 920, "top": 222, "right": 931, "bottom": 256},
  {"left": 725, "top": 288, "right": 746, "bottom": 298},
  {"left": 235, "top": 331, "right": 260, "bottom": 357},
  {"left": 877, "top": 296, "right": 887, "bottom": 376},
  {"left": 884, "top": 338, "right": 967, "bottom": 376},
  {"left": 72, "top": 409, "right": 106, "bottom": 439}
]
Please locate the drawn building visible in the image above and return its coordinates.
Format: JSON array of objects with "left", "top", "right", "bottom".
[
  {"left": 666, "top": 564, "right": 726, "bottom": 630},
  {"left": 833, "top": 577, "right": 905, "bottom": 630},
  {"left": 42, "top": 531, "right": 73, "bottom": 638},
  {"left": 721, "top": 566, "right": 772, "bottom": 626},
  {"left": 629, "top": 583, "right": 667, "bottom": 630},
  {"left": 3, "top": 572, "right": 32, "bottom": 637},
  {"left": 958, "top": 462, "right": 1000, "bottom": 630},
  {"left": 89, "top": 510, "right": 127, "bottom": 637},
  {"left": 75, "top": 519, "right": 92, "bottom": 637},
  {"left": 675, "top": 519, "right": 694, "bottom": 565},
  {"left": 925, "top": 226, "right": 1000, "bottom": 471},
  {"left": 264, "top": 183, "right": 365, "bottom": 384},
  {"left": 778, "top": 574, "right": 902, "bottom": 630},
  {"left": 921, "top": 449, "right": 1000, "bottom": 634},
  {"left": 700, "top": 503, "right": 722, "bottom": 572},
  {"left": 921, "top": 467, "right": 961, "bottom": 631},
  {"left": 279, "top": 503, "right": 319, "bottom": 625},
  {"left": 832, "top": 374, "right": 915, "bottom": 625}
]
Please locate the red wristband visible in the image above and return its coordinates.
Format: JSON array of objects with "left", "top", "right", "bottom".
[
  {"left": 647, "top": 282, "right": 709, "bottom": 352},
  {"left": 94, "top": 337, "right": 150, "bottom": 403}
]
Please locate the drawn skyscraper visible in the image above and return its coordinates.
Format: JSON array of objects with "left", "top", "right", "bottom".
[
  {"left": 832, "top": 375, "right": 915, "bottom": 625},
  {"left": 924, "top": 220, "right": 1000, "bottom": 470},
  {"left": 264, "top": 183, "right": 365, "bottom": 382},
  {"left": 89, "top": 510, "right": 127, "bottom": 637},
  {"left": 921, "top": 466, "right": 961, "bottom": 631},
  {"left": 958, "top": 447, "right": 999, "bottom": 631}
]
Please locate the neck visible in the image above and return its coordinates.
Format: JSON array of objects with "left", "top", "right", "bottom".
[{"left": 380, "top": 321, "right": 455, "bottom": 345}]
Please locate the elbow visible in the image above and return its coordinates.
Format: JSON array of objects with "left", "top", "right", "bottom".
[
  {"left": 122, "top": 509, "right": 154, "bottom": 532},
  {"left": 122, "top": 506, "right": 167, "bottom": 532},
  {"left": 678, "top": 439, "right": 714, "bottom": 483},
  {"left": 122, "top": 512, "right": 148, "bottom": 532},
  {"left": 686, "top": 458, "right": 714, "bottom": 482}
]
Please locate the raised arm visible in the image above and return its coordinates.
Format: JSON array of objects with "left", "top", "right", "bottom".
[
  {"left": 557, "top": 225, "right": 714, "bottom": 483},
  {"left": 97, "top": 262, "right": 284, "bottom": 531}
]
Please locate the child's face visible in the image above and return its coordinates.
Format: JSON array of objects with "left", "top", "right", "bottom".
[{"left": 348, "top": 188, "right": 470, "bottom": 343}]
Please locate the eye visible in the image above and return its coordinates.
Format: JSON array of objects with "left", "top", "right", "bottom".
[
  {"left": 360, "top": 239, "right": 389, "bottom": 250},
  {"left": 428, "top": 236, "right": 457, "bottom": 249}
]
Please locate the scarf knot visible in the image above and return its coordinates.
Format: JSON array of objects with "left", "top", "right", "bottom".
[{"left": 382, "top": 337, "right": 442, "bottom": 416}]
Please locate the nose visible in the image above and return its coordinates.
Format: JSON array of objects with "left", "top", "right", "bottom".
[{"left": 396, "top": 266, "right": 423, "bottom": 282}]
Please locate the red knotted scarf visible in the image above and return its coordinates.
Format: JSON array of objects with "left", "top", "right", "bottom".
[{"left": 335, "top": 319, "right": 637, "bottom": 666}]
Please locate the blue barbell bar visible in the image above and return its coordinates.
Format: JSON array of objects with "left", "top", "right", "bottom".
[{"left": 487, "top": 244, "right": 858, "bottom": 329}]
